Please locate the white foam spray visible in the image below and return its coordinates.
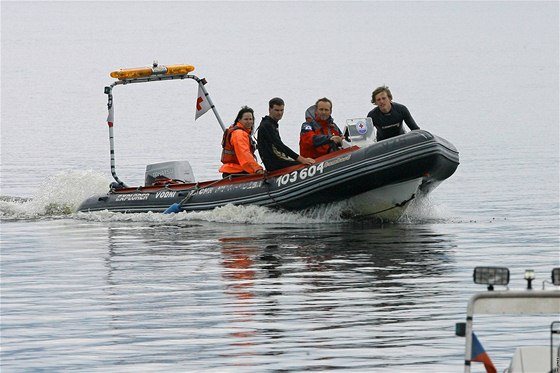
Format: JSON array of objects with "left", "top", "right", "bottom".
[{"left": 0, "top": 170, "right": 109, "bottom": 220}]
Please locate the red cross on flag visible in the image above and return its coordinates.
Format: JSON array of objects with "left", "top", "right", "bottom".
[{"left": 195, "top": 84, "right": 211, "bottom": 120}]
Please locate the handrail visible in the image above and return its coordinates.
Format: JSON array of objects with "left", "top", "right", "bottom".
[{"left": 462, "top": 289, "right": 560, "bottom": 373}]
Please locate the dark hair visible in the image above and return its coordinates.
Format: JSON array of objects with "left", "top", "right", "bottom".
[
  {"left": 268, "top": 97, "right": 285, "bottom": 108},
  {"left": 315, "top": 97, "right": 332, "bottom": 110},
  {"left": 371, "top": 86, "right": 392, "bottom": 104},
  {"left": 234, "top": 106, "right": 254, "bottom": 125}
]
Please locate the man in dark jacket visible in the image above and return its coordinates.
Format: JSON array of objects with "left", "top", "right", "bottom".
[
  {"left": 367, "top": 86, "right": 420, "bottom": 141},
  {"left": 257, "top": 97, "right": 315, "bottom": 172}
]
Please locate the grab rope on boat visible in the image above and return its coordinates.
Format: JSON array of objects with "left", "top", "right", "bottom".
[
  {"left": 262, "top": 176, "right": 282, "bottom": 209},
  {"left": 162, "top": 178, "right": 224, "bottom": 214},
  {"left": 356, "top": 194, "right": 416, "bottom": 219}
]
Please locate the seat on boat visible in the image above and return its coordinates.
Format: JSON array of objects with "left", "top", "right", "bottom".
[{"left": 506, "top": 346, "right": 554, "bottom": 373}]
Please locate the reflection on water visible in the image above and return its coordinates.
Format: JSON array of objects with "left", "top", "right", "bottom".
[
  {"left": 13, "top": 221, "right": 451, "bottom": 371},
  {"left": 2, "top": 212, "right": 556, "bottom": 371},
  {"left": 3, "top": 205, "right": 555, "bottom": 372}
]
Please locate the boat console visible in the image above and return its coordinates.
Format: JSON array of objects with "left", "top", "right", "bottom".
[{"left": 342, "top": 117, "right": 376, "bottom": 149}]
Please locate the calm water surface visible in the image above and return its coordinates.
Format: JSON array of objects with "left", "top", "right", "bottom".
[{"left": 1, "top": 2, "right": 558, "bottom": 372}]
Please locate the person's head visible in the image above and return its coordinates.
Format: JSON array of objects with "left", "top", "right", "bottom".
[
  {"left": 371, "top": 86, "right": 393, "bottom": 113},
  {"left": 234, "top": 106, "right": 254, "bottom": 130},
  {"left": 315, "top": 97, "right": 332, "bottom": 121},
  {"left": 268, "top": 97, "right": 285, "bottom": 121}
]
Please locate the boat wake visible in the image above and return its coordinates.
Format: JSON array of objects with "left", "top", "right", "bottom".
[
  {"left": 1, "top": 170, "right": 451, "bottom": 224},
  {"left": 73, "top": 203, "right": 349, "bottom": 224},
  {"left": 0, "top": 170, "right": 109, "bottom": 221}
]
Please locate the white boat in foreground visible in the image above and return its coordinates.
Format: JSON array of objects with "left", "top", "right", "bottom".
[{"left": 456, "top": 267, "right": 560, "bottom": 373}]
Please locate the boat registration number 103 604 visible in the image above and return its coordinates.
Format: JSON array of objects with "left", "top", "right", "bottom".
[{"left": 276, "top": 163, "right": 325, "bottom": 187}]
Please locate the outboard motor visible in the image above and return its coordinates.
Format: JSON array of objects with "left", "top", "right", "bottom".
[{"left": 145, "top": 160, "right": 195, "bottom": 186}]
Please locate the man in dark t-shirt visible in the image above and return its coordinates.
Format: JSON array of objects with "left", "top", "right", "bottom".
[{"left": 367, "top": 86, "right": 420, "bottom": 141}]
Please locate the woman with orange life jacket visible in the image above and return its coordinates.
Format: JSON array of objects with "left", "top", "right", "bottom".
[
  {"left": 219, "top": 106, "right": 264, "bottom": 178},
  {"left": 299, "top": 97, "right": 343, "bottom": 159}
]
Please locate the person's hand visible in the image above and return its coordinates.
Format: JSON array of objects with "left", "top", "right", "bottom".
[
  {"left": 331, "top": 135, "right": 343, "bottom": 145},
  {"left": 298, "top": 156, "right": 315, "bottom": 165},
  {"left": 256, "top": 169, "right": 265, "bottom": 175}
]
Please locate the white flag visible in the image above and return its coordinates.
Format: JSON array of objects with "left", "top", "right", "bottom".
[{"left": 195, "top": 84, "right": 211, "bottom": 120}]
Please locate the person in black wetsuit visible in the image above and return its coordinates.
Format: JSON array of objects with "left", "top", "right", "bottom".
[
  {"left": 256, "top": 97, "right": 315, "bottom": 172},
  {"left": 367, "top": 86, "right": 420, "bottom": 141}
]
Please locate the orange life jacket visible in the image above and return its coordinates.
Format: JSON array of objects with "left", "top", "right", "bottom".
[{"left": 221, "top": 124, "right": 256, "bottom": 164}]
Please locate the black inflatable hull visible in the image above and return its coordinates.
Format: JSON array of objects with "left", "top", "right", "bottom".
[{"left": 77, "top": 130, "right": 459, "bottom": 219}]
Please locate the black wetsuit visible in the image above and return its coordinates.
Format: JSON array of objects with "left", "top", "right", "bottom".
[
  {"left": 256, "top": 115, "right": 300, "bottom": 172},
  {"left": 367, "top": 102, "right": 419, "bottom": 141}
]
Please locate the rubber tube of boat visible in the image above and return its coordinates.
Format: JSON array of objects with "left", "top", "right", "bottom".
[{"left": 163, "top": 203, "right": 182, "bottom": 214}]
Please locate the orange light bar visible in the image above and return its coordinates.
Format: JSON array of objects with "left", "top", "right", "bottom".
[
  {"left": 110, "top": 64, "right": 195, "bottom": 80},
  {"left": 165, "top": 64, "right": 195, "bottom": 75},
  {"left": 110, "top": 67, "right": 153, "bottom": 79}
]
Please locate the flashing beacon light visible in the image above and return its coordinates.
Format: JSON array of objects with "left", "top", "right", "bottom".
[
  {"left": 165, "top": 64, "right": 196, "bottom": 75},
  {"left": 110, "top": 63, "right": 195, "bottom": 80}
]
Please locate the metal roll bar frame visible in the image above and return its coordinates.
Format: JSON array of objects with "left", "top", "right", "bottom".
[{"left": 103, "top": 70, "right": 225, "bottom": 188}]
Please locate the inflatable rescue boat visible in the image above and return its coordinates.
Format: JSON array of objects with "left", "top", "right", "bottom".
[{"left": 77, "top": 62, "right": 459, "bottom": 220}]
